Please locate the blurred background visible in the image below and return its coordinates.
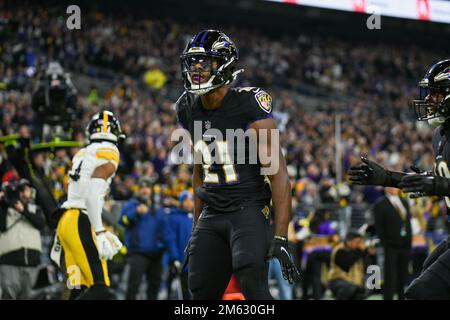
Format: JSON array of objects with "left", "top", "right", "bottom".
[{"left": 1, "top": 0, "right": 450, "bottom": 300}]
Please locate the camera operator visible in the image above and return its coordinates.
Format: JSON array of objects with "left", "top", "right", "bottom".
[
  {"left": 328, "top": 231, "right": 377, "bottom": 300},
  {"left": 31, "top": 61, "right": 78, "bottom": 141},
  {"left": 0, "top": 179, "right": 46, "bottom": 299},
  {"left": 119, "top": 177, "right": 167, "bottom": 300}
]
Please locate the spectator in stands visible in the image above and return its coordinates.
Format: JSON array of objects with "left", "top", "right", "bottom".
[
  {"left": 119, "top": 177, "right": 167, "bottom": 300},
  {"left": 328, "top": 231, "right": 376, "bottom": 300},
  {"left": 0, "top": 179, "right": 46, "bottom": 299},
  {"left": 164, "top": 190, "right": 193, "bottom": 300}
]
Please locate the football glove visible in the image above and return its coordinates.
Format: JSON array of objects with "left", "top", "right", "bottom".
[
  {"left": 265, "top": 236, "right": 303, "bottom": 284},
  {"left": 105, "top": 231, "right": 123, "bottom": 253},
  {"left": 95, "top": 231, "right": 122, "bottom": 260},
  {"left": 399, "top": 174, "right": 450, "bottom": 197},
  {"left": 348, "top": 157, "right": 388, "bottom": 186}
]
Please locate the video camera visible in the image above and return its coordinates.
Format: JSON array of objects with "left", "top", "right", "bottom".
[
  {"left": 31, "top": 62, "right": 78, "bottom": 142},
  {"left": 1, "top": 182, "right": 20, "bottom": 207}
]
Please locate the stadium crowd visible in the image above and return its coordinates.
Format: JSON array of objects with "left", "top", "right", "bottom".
[{"left": 0, "top": 1, "right": 448, "bottom": 299}]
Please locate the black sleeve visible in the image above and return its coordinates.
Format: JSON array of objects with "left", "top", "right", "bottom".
[
  {"left": 244, "top": 88, "right": 273, "bottom": 127},
  {"left": 334, "top": 248, "right": 363, "bottom": 272},
  {"left": 22, "top": 204, "right": 47, "bottom": 230},
  {"left": 385, "top": 170, "right": 407, "bottom": 188}
]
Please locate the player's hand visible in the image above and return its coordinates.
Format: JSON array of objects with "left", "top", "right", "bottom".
[
  {"left": 95, "top": 231, "right": 122, "bottom": 260},
  {"left": 399, "top": 174, "right": 450, "bottom": 197},
  {"left": 105, "top": 231, "right": 123, "bottom": 253},
  {"left": 265, "top": 237, "right": 303, "bottom": 284},
  {"left": 348, "top": 157, "right": 387, "bottom": 186}
]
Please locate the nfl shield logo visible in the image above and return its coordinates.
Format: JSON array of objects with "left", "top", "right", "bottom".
[{"left": 205, "top": 121, "right": 211, "bottom": 130}]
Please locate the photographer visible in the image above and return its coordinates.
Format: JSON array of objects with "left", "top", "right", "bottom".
[
  {"left": 0, "top": 179, "right": 46, "bottom": 299},
  {"left": 119, "top": 177, "right": 167, "bottom": 300},
  {"left": 328, "top": 231, "right": 376, "bottom": 300}
]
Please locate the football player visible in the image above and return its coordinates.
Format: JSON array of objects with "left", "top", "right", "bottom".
[
  {"left": 176, "top": 30, "right": 301, "bottom": 300},
  {"left": 348, "top": 59, "right": 450, "bottom": 299},
  {"left": 53, "top": 110, "right": 124, "bottom": 299}
]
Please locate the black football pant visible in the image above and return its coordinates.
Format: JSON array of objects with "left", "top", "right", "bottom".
[
  {"left": 188, "top": 204, "right": 273, "bottom": 300},
  {"left": 405, "top": 238, "right": 450, "bottom": 300}
]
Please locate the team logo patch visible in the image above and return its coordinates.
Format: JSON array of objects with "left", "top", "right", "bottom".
[
  {"left": 261, "top": 205, "right": 270, "bottom": 219},
  {"left": 255, "top": 90, "right": 272, "bottom": 113},
  {"left": 435, "top": 67, "right": 450, "bottom": 82}
]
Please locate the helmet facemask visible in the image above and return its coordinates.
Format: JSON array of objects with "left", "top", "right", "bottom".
[
  {"left": 181, "top": 53, "right": 239, "bottom": 95},
  {"left": 180, "top": 30, "right": 243, "bottom": 95},
  {"left": 412, "top": 82, "right": 450, "bottom": 126}
]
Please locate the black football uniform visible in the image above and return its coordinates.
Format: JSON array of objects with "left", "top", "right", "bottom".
[
  {"left": 176, "top": 87, "right": 275, "bottom": 299},
  {"left": 406, "top": 124, "right": 450, "bottom": 299},
  {"left": 176, "top": 86, "right": 273, "bottom": 213}
]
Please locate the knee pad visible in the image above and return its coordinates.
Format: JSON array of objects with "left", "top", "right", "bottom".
[
  {"left": 422, "top": 239, "right": 450, "bottom": 270},
  {"left": 406, "top": 249, "right": 450, "bottom": 300},
  {"left": 405, "top": 269, "right": 450, "bottom": 300}
]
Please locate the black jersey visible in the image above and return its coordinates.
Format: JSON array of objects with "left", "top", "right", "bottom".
[
  {"left": 176, "top": 87, "right": 274, "bottom": 212},
  {"left": 432, "top": 124, "right": 450, "bottom": 207}
]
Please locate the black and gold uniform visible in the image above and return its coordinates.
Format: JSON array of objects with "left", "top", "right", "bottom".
[{"left": 53, "top": 110, "right": 124, "bottom": 299}]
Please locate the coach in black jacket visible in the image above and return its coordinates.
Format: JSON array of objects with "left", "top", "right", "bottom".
[{"left": 373, "top": 187, "right": 411, "bottom": 300}]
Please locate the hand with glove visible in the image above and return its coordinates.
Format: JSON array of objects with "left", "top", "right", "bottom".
[
  {"left": 95, "top": 230, "right": 123, "bottom": 260},
  {"left": 348, "top": 157, "right": 389, "bottom": 186},
  {"left": 265, "top": 236, "right": 303, "bottom": 284},
  {"left": 399, "top": 173, "right": 450, "bottom": 197},
  {"left": 348, "top": 157, "right": 406, "bottom": 188},
  {"left": 105, "top": 231, "right": 123, "bottom": 253}
]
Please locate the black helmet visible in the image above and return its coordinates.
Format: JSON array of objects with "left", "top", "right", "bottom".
[
  {"left": 413, "top": 59, "right": 450, "bottom": 125},
  {"left": 180, "top": 30, "right": 243, "bottom": 95},
  {"left": 86, "top": 110, "right": 125, "bottom": 144}
]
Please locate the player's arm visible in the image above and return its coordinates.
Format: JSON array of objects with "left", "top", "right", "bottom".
[
  {"left": 250, "top": 117, "right": 290, "bottom": 237},
  {"left": 399, "top": 169, "right": 450, "bottom": 197},
  {"left": 250, "top": 117, "right": 302, "bottom": 284},
  {"left": 192, "top": 163, "right": 204, "bottom": 230},
  {"left": 86, "top": 162, "right": 122, "bottom": 260},
  {"left": 348, "top": 157, "right": 407, "bottom": 188},
  {"left": 86, "top": 162, "right": 115, "bottom": 234}
]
